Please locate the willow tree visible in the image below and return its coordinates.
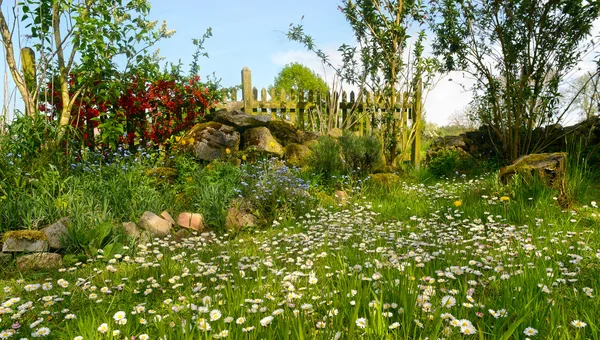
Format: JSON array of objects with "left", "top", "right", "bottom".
[
  {"left": 288, "top": 0, "right": 439, "bottom": 165},
  {"left": 431, "top": 0, "right": 600, "bottom": 161}
]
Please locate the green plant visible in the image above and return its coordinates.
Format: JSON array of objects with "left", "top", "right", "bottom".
[
  {"left": 338, "top": 132, "right": 384, "bottom": 176},
  {"left": 426, "top": 147, "right": 475, "bottom": 178},
  {"left": 307, "top": 136, "right": 344, "bottom": 185}
]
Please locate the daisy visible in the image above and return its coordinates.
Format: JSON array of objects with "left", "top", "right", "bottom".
[
  {"left": 523, "top": 327, "right": 538, "bottom": 336},
  {"left": 355, "top": 317, "right": 367, "bottom": 329}
]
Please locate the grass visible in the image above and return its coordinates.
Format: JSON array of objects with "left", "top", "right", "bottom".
[{"left": 1, "top": 166, "right": 599, "bottom": 339}]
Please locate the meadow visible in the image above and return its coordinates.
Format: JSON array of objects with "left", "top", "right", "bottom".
[{"left": 1, "top": 139, "right": 599, "bottom": 339}]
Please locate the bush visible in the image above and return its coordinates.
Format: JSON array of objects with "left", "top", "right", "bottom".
[
  {"left": 309, "top": 133, "right": 384, "bottom": 185},
  {"left": 240, "top": 158, "right": 314, "bottom": 224},
  {"left": 426, "top": 147, "right": 475, "bottom": 177}
]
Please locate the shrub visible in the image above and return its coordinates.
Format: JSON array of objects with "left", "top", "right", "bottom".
[
  {"left": 308, "top": 136, "right": 344, "bottom": 184},
  {"left": 426, "top": 147, "right": 475, "bottom": 177},
  {"left": 240, "top": 158, "right": 314, "bottom": 224},
  {"left": 338, "top": 132, "right": 384, "bottom": 176}
]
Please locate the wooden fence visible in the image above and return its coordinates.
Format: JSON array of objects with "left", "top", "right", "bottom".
[{"left": 215, "top": 67, "right": 422, "bottom": 167}]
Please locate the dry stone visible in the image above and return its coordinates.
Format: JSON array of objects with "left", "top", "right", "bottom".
[
  {"left": 267, "top": 120, "right": 301, "bottom": 145},
  {"left": 17, "top": 253, "right": 62, "bottom": 271},
  {"left": 328, "top": 128, "right": 343, "bottom": 138},
  {"left": 284, "top": 143, "right": 312, "bottom": 167},
  {"left": 334, "top": 190, "right": 348, "bottom": 206},
  {"left": 139, "top": 211, "right": 172, "bottom": 238},
  {"left": 2, "top": 231, "right": 48, "bottom": 253},
  {"left": 214, "top": 109, "right": 270, "bottom": 129},
  {"left": 184, "top": 122, "right": 240, "bottom": 161},
  {"left": 42, "top": 217, "right": 70, "bottom": 250},
  {"left": 160, "top": 211, "right": 176, "bottom": 225},
  {"left": 177, "top": 212, "right": 205, "bottom": 231},
  {"left": 226, "top": 207, "right": 258, "bottom": 232},
  {"left": 243, "top": 127, "right": 284, "bottom": 156}
]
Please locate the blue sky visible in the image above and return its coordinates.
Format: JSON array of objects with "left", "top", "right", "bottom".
[{"left": 2, "top": 0, "right": 598, "bottom": 124}]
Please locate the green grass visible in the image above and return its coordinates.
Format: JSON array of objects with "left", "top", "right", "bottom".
[{"left": 1, "top": 167, "right": 599, "bottom": 339}]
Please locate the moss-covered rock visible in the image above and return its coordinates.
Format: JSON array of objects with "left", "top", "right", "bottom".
[
  {"left": 2, "top": 230, "right": 49, "bottom": 252},
  {"left": 499, "top": 152, "right": 566, "bottom": 192},
  {"left": 266, "top": 120, "right": 300, "bottom": 146},
  {"left": 284, "top": 143, "right": 312, "bottom": 167},
  {"left": 369, "top": 173, "right": 400, "bottom": 186}
]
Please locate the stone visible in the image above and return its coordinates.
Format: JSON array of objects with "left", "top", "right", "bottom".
[
  {"left": 499, "top": 153, "right": 567, "bottom": 191},
  {"left": 298, "top": 130, "right": 321, "bottom": 143},
  {"left": 369, "top": 173, "right": 400, "bottom": 186},
  {"left": 17, "top": 253, "right": 62, "bottom": 271},
  {"left": 214, "top": 109, "right": 271, "bottom": 129},
  {"left": 327, "top": 128, "right": 343, "bottom": 138},
  {"left": 173, "top": 229, "right": 192, "bottom": 243},
  {"left": 122, "top": 222, "right": 141, "bottom": 238},
  {"left": 177, "top": 212, "right": 205, "bottom": 231},
  {"left": 266, "top": 120, "right": 301, "bottom": 145},
  {"left": 160, "top": 211, "right": 176, "bottom": 225},
  {"left": 242, "top": 126, "right": 284, "bottom": 156},
  {"left": 183, "top": 122, "right": 240, "bottom": 161},
  {"left": 2, "top": 231, "right": 49, "bottom": 252},
  {"left": 334, "top": 190, "right": 348, "bottom": 206},
  {"left": 284, "top": 143, "right": 312, "bottom": 167},
  {"left": 139, "top": 211, "right": 172, "bottom": 238},
  {"left": 226, "top": 206, "right": 258, "bottom": 232},
  {"left": 42, "top": 217, "right": 70, "bottom": 250},
  {"left": 432, "top": 135, "right": 467, "bottom": 149},
  {"left": 302, "top": 139, "right": 319, "bottom": 150}
]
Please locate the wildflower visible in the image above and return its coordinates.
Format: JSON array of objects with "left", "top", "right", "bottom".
[
  {"left": 210, "top": 309, "right": 222, "bottom": 321},
  {"left": 260, "top": 316, "right": 274, "bottom": 326},
  {"left": 441, "top": 296, "right": 456, "bottom": 308},
  {"left": 500, "top": 196, "right": 510, "bottom": 201},
  {"left": 236, "top": 317, "right": 246, "bottom": 324},
  {"left": 571, "top": 320, "right": 587, "bottom": 328},
  {"left": 97, "top": 323, "right": 109, "bottom": 334},
  {"left": 524, "top": 327, "right": 538, "bottom": 336},
  {"left": 389, "top": 322, "right": 400, "bottom": 329},
  {"left": 74, "top": 337, "right": 83, "bottom": 340},
  {"left": 355, "top": 317, "right": 367, "bottom": 329},
  {"left": 453, "top": 200, "right": 462, "bottom": 207},
  {"left": 242, "top": 155, "right": 247, "bottom": 161},
  {"left": 225, "top": 148, "right": 231, "bottom": 155},
  {"left": 113, "top": 311, "right": 127, "bottom": 325},
  {"left": 316, "top": 321, "right": 326, "bottom": 328}
]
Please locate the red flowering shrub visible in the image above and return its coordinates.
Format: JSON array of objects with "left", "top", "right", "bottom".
[{"left": 43, "top": 72, "right": 218, "bottom": 149}]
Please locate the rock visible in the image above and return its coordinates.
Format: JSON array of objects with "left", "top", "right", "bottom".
[
  {"left": 298, "top": 131, "right": 322, "bottom": 143},
  {"left": 266, "top": 120, "right": 301, "bottom": 145},
  {"left": 145, "top": 167, "right": 177, "bottom": 182},
  {"left": 176, "top": 212, "right": 205, "bottom": 231},
  {"left": 42, "top": 217, "right": 70, "bottom": 250},
  {"left": 226, "top": 204, "right": 258, "bottom": 232},
  {"left": 183, "top": 122, "right": 240, "bottom": 161},
  {"left": 327, "top": 128, "right": 343, "bottom": 138},
  {"left": 499, "top": 152, "right": 567, "bottom": 191},
  {"left": 173, "top": 229, "right": 192, "bottom": 243},
  {"left": 160, "top": 211, "right": 176, "bottom": 225},
  {"left": 2, "top": 231, "right": 49, "bottom": 252},
  {"left": 17, "top": 253, "right": 62, "bottom": 271},
  {"left": 214, "top": 109, "right": 271, "bottom": 129},
  {"left": 334, "top": 190, "right": 348, "bottom": 206},
  {"left": 0, "top": 253, "right": 12, "bottom": 264},
  {"left": 303, "top": 139, "right": 319, "bottom": 150},
  {"left": 122, "top": 222, "right": 141, "bottom": 238},
  {"left": 284, "top": 143, "right": 312, "bottom": 167},
  {"left": 432, "top": 135, "right": 467, "bottom": 149},
  {"left": 138, "top": 211, "right": 172, "bottom": 238},
  {"left": 242, "top": 127, "right": 284, "bottom": 156},
  {"left": 369, "top": 173, "right": 400, "bottom": 186}
]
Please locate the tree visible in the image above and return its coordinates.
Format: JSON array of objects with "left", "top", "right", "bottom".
[
  {"left": 271, "top": 62, "right": 329, "bottom": 96},
  {"left": 564, "top": 71, "right": 600, "bottom": 120},
  {"left": 288, "top": 0, "right": 439, "bottom": 165},
  {"left": 431, "top": 0, "right": 600, "bottom": 161},
  {"left": 0, "top": 0, "right": 174, "bottom": 131}
]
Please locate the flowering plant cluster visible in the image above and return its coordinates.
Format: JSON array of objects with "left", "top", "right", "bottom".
[{"left": 42, "top": 72, "right": 219, "bottom": 150}]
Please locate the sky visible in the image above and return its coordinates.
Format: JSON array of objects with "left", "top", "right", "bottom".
[{"left": 2, "top": 0, "right": 599, "bottom": 125}]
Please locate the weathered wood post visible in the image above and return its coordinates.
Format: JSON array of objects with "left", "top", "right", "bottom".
[
  {"left": 241, "top": 67, "right": 253, "bottom": 114},
  {"left": 411, "top": 79, "right": 422, "bottom": 169}
]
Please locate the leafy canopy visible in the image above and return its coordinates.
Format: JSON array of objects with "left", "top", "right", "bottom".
[{"left": 271, "top": 63, "right": 329, "bottom": 95}]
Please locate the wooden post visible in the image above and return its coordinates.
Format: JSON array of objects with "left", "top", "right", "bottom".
[
  {"left": 411, "top": 79, "right": 422, "bottom": 169},
  {"left": 241, "top": 67, "right": 253, "bottom": 114}
]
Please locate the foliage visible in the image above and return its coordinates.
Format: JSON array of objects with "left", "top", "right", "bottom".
[
  {"left": 176, "top": 159, "right": 241, "bottom": 232},
  {"left": 19, "top": 0, "right": 175, "bottom": 128},
  {"left": 426, "top": 147, "right": 475, "bottom": 178},
  {"left": 270, "top": 62, "right": 329, "bottom": 97},
  {"left": 240, "top": 158, "right": 314, "bottom": 224},
  {"left": 563, "top": 71, "right": 600, "bottom": 120},
  {"left": 431, "top": 0, "right": 600, "bottom": 161},
  {"left": 307, "top": 136, "right": 345, "bottom": 184},
  {"left": 288, "top": 0, "right": 440, "bottom": 165}
]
